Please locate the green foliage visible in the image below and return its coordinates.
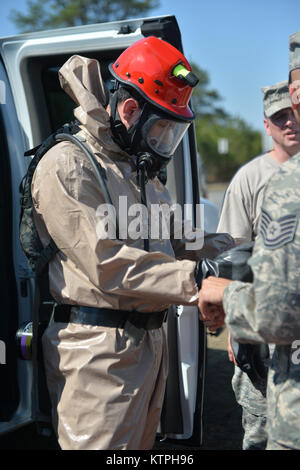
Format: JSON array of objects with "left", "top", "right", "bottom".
[
  {"left": 196, "top": 116, "right": 262, "bottom": 183},
  {"left": 10, "top": 0, "right": 160, "bottom": 32},
  {"left": 190, "top": 62, "right": 262, "bottom": 183},
  {"left": 190, "top": 62, "right": 229, "bottom": 121}
]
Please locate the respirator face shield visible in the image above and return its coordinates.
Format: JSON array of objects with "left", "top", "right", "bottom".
[
  {"left": 129, "top": 106, "right": 192, "bottom": 179},
  {"left": 143, "top": 113, "right": 191, "bottom": 158}
]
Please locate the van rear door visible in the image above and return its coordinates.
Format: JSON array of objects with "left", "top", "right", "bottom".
[{"left": 0, "top": 60, "right": 34, "bottom": 433}]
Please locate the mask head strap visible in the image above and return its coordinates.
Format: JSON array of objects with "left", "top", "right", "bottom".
[{"left": 109, "top": 87, "right": 132, "bottom": 153}]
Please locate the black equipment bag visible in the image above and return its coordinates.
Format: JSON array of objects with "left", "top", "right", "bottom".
[{"left": 19, "top": 122, "right": 112, "bottom": 431}]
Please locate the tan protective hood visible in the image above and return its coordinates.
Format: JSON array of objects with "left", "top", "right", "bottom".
[{"left": 58, "top": 55, "right": 119, "bottom": 152}]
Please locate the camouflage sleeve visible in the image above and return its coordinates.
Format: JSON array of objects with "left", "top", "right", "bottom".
[{"left": 223, "top": 156, "right": 300, "bottom": 345}]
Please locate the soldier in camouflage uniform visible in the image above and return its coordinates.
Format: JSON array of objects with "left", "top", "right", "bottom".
[
  {"left": 217, "top": 81, "right": 300, "bottom": 450},
  {"left": 198, "top": 31, "right": 300, "bottom": 450}
]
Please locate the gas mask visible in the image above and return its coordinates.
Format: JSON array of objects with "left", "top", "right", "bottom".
[
  {"left": 110, "top": 94, "right": 191, "bottom": 180},
  {"left": 132, "top": 105, "right": 190, "bottom": 179}
]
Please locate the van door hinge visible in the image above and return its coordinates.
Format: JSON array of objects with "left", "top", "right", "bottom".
[
  {"left": 118, "top": 24, "right": 136, "bottom": 35},
  {"left": 18, "top": 266, "right": 34, "bottom": 297},
  {"left": 20, "top": 278, "right": 28, "bottom": 297}
]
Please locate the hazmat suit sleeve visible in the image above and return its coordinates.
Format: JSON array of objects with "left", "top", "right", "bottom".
[{"left": 149, "top": 176, "right": 235, "bottom": 261}]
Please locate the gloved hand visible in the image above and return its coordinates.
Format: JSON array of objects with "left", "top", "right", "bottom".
[{"left": 194, "top": 241, "right": 254, "bottom": 287}]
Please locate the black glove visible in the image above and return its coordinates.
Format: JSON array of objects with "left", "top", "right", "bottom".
[{"left": 194, "top": 241, "right": 254, "bottom": 288}]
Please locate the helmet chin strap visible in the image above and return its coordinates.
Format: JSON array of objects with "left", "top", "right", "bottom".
[
  {"left": 110, "top": 94, "right": 167, "bottom": 181},
  {"left": 109, "top": 91, "right": 132, "bottom": 153},
  {"left": 109, "top": 92, "right": 150, "bottom": 250},
  {"left": 110, "top": 92, "right": 171, "bottom": 251}
]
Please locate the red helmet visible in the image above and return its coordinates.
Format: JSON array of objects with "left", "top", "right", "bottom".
[{"left": 109, "top": 36, "right": 197, "bottom": 121}]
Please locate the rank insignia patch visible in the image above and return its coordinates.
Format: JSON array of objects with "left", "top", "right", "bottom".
[{"left": 260, "top": 208, "right": 298, "bottom": 249}]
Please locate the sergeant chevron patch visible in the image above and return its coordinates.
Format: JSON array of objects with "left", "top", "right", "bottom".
[{"left": 260, "top": 208, "right": 298, "bottom": 249}]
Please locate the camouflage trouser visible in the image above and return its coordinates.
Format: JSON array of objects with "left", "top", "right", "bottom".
[
  {"left": 241, "top": 409, "right": 267, "bottom": 450},
  {"left": 266, "top": 439, "right": 293, "bottom": 450},
  {"left": 232, "top": 366, "right": 268, "bottom": 450}
]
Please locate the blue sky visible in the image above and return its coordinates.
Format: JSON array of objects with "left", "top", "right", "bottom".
[{"left": 0, "top": 0, "right": 299, "bottom": 132}]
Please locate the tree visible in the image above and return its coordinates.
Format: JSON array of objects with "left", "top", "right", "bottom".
[
  {"left": 10, "top": 0, "right": 160, "bottom": 33},
  {"left": 196, "top": 116, "right": 262, "bottom": 183},
  {"left": 189, "top": 62, "right": 262, "bottom": 183},
  {"left": 190, "top": 62, "right": 229, "bottom": 121}
]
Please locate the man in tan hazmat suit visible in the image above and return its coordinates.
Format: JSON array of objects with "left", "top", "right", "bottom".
[{"left": 31, "top": 36, "right": 234, "bottom": 450}]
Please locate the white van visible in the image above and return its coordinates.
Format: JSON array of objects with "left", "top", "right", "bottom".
[{"left": 0, "top": 14, "right": 219, "bottom": 446}]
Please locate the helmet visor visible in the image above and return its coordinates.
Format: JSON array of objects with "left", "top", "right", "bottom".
[{"left": 145, "top": 116, "right": 190, "bottom": 158}]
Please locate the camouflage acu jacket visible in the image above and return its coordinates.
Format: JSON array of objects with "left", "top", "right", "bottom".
[{"left": 223, "top": 151, "right": 300, "bottom": 449}]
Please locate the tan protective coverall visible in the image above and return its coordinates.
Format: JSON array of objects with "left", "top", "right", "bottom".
[{"left": 32, "top": 55, "right": 233, "bottom": 450}]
